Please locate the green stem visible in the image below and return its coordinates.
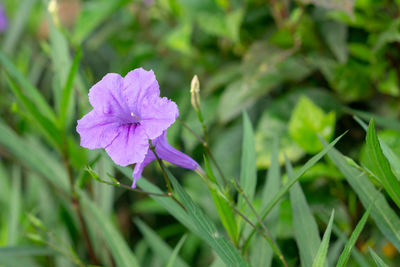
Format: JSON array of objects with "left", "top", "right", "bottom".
[{"left": 149, "top": 140, "right": 186, "bottom": 211}]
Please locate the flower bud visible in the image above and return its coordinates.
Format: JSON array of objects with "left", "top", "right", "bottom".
[
  {"left": 190, "top": 75, "right": 200, "bottom": 111},
  {"left": 48, "top": 0, "right": 60, "bottom": 28}
]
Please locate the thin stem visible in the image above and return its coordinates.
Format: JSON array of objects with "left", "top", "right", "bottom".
[
  {"left": 232, "top": 179, "right": 287, "bottom": 267},
  {"left": 177, "top": 117, "right": 229, "bottom": 187},
  {"left": 149, "top": 140, "right": 186, "bottom": 211},
  {"left": 94, "top": 174, "right": 170, "bottom": 197},
  {"left": 196, "top": 170, "right": 286, "bottom": 266},
  {"left": 61, "top": 146, "right": 99, "bottom": 265}
]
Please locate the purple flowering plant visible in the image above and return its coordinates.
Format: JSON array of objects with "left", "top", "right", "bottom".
[{"left": 77, "top": 68, "right": 199, "bottom": 187}]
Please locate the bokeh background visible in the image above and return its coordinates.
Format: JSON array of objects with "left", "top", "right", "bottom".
[{"left": 1, "top": 0, "right": 400, "bottom": 266}]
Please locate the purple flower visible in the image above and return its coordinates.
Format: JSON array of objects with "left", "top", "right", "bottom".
[
  {"left": 77, "top": 68, "right": 199, "bottom": 187},
  {"left": 133, "top": 131, "right": 199, "bottom": 187},
  {"left": 0, "top": 5, "right": 8, "bottom": 33}
]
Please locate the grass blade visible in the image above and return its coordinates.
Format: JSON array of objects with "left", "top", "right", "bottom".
[
  {"left": 354, "top": 116, "right": 400, "bottom": 183},
  {"left": 7, "top": 166, "right": 22, "bottom": 245},
  {"left": 5, "top": 74, "right": 61, "bottom": 147},
  {"left": 134, "top": 218, "right": 189, "bottom": 267},
  {"left": 252, "top": 137, "right": 280, "bottom": 267},
  {"left": 166, "top": 234, "right": 188, "bottom": 267},
  {"left": 312, "top": 210, "right": 335, "bottom": 267},
  {"left": 0, "top": 49, "right": 56, "bottom": 121},
  {"left": 204, "top": 156, "right": 238, "bottom": 244},
  {"left": 365, "top": 119, "right": 400, "bottom": 208},
  {"left": 259, "top": 132, "right": 345, "bottom": 221},
  {"left": 59, "top": 47, "right": 82, "bottom": 129},
  {"left": 116, "top": 165, "right": 198, "bottom": 232},
  {"left": 368, "top": 248, "right": 389, "bottom": 267},
  {"left": 81, "top": 194, "right": 140, "bottom": 267},
  {"left": 336, "top": 197, "right": 375, "bottom": 267},
  {"left": 73, "top": 0, "right": 131, "bottom": 44},
  {"left": 168, "top": 172, "right": 249, "bottom": 267},
  {"left": 286, "top": 157, "right": 321, "bottom": 267},
  {"left": 321, "top": 138, "right": 400, "bottom": 251},
  {"left": 239, "top": 112, "right": 257, "bottom": 207},
  {"left": 0, "top": 120, "right": 69, "bottom": 192}
]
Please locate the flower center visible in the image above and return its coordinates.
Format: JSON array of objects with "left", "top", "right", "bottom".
[{"left": 130, "top": 112, "right": 141, "bottom": 124}]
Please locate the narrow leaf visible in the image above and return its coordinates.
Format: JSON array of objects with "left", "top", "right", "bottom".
[
  {"left": 239, "top": 112, "right": 257, "bottom": 206},
  {"left": 0, "top": 49, "right": 56, "bottom": 121},
  {"left": 168, "top": 172, "right": 249, "bottom": 267},
  {"left": 321, "top": 138, "right": 400, "bottom": 251},
  {"left": 336, "top": 197, "right": 374, "bottom": 267},
  {"left": 59, "top": 47, "right": 82, "bottom": 129},
  {"left": 134, "top": 219, "right": 189, "bottom": 267},
  {"left": 366, "top": 119, "right": 400, "bottom": 208},
  {"left": 368, "top": 248, "right": 389, "bottom": 267},
  {"left": 286, "top": 157, "right": 321, "bottom": 267},
  {"left": 259, "top": 132, "right": 345, "bottom": 220},
  {"left": 166, "top": 234, "right": 188, "bottom": 267},
  {"left": 312, "top": 210, "right": 335, "bottom": 267},
  {"left": 81, "top": 194, "right": 140, "bottom": 267}
]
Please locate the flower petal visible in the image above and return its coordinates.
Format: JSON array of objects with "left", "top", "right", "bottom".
[
  {"left": 88, "top": 73, "right": 130, "bottom": 121},
  {"left": 105, "top": 124, "right": 149, "bottom": 166},
  {"left": 140, "top": 96, "right": 179, "bottom": 139},
  {"left": 123, "top": 68, "right": 160, "bottom": 115},
  {"left": 132, "top": 150, "right": 156, "bottom": 188},
  {"left": 76, "top": 110, "right": 121, "bottom": 149},
  {"left": 154, "top": 132, "right": 198, "bottom": 170}
]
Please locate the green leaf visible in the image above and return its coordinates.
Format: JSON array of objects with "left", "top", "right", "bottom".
[
  {"left": 321, "top": 138, "right": 400, "bottom": 251},
  {"left": 73, "top": 0, "right": 131, "bottom": 44},
  {"left": 168, "top": 172, "right": 249, "bottom": 267},
  {"left": 354, "top": 116, "right": 400, "bottom": 178},
  {"left": 59, "top": 47, "right": 82, "bottom": 129},
  {"left": 346, "top": 108, "right": 400, "bottom": 132},
  {"left": 5, "top": 74, "right": 62, "bottom": 148},
  {"left": 289, "top": 96, "right": 336, "bottom": 153},
  {"left": 259, "top": 132, "right": 345, "bottom": 221},
  {"left": 166, "top": 234, "right": 188, "bottom": 267},
  {"left": 196, "top": 9, "right": 243, "bottom": 42},
  {"left": 205, "top": 157, "right": 238, "bottom": 245},
  {"left": 336, "top": 198, "right": 374, "bottom": 267},
  {"left": 312, "top": 210, "right": 335, "bottom": 267},
  {"left": 0, "top": 120, "right": 69, "bottom": 192},
  {"left": 252, "top": 137, "right": 281, "bottom": 267},
  {"left": 2, "top": 0, "right": 36, "bottom": 54},
  {"left": 320, "top": 20, "right": 348, "bottom": 63},
  {"left": 368, "top": 248, "right": 389, "bottom": 267},
  {"left": 239, "top": 112, "right": 257, "bottom": 207},
  {"left": 7, "top": 166, "right": 22, "bottom": 245},
  {"left": 365, "top": 119, "right": 400, "bottom": 208},
  {"left": 0, "top": 246, "right": 54, "bottom": 257},
  {"left": 134, "top": 219, "right": 189, "bottom": 267},
  {"left": 49, "top": 20, "right": 72, "bottom": 112},
  {"left": 286, "top": 158, "right": 321, "bottom": 267},
  {"left": 0, "top": 49, "right": 56, "bottom": 122},
  {"left": 81, "top": 194, "right": 140, "bottom": 267}
]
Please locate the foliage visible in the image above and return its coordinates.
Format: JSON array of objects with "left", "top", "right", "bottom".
[{"left": 1, "top": 0, "right": 400, "bottom": 266}]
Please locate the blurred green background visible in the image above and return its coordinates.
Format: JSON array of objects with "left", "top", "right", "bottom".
[{"left": 1, "top": 0, "right": 400, "bottom": 266}]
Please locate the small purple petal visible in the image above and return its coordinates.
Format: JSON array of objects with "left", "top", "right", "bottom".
[
  {"left": 131, "top": 131, "right": 199, "bottom": 187},
  {"left": 105, "top": 124, "right": 148, "bottom": 166},
  {"left": 132, "top": 151, "right": 156, "bottom": 188},
  {"left": 140, "top": 96, "right": 179, "bottom": 139},
  {"left": 154, "top": 132, "right": 199, "bottom": 170},
  {"left": 76, "top": 110, "right": 121, "bottom": 149}
]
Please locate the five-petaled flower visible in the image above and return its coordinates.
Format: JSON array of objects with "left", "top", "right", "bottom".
[{"left": 77, "top": 68, "right": 199, "bottom": 187}]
